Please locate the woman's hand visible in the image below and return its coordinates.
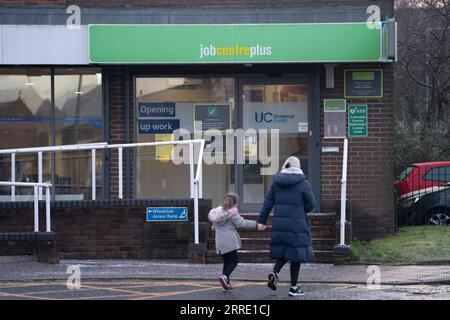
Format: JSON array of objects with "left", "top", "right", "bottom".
[{"left": 257, "top": 223, "right": 267, "bottom": 231}]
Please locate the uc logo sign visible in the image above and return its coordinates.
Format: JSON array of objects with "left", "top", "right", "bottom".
[{"left": 255, "top": 112, "right": 273, "bottom": 123}]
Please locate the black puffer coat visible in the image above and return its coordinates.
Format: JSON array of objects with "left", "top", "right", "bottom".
[{"left": 257, "top": 172, "right": 316, "bottom": 263}]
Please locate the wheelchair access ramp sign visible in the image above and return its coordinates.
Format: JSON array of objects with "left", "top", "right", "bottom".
[{"left": 146, "top": 207, "right": 188, "bottom": 222}]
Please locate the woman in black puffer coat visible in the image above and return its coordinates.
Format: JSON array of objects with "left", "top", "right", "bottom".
[{"left": 257, "top": 156, "right": 315, "bottom": 297}]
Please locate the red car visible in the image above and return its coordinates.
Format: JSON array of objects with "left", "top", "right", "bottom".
[{"left": 395, "top": 161, "right": 450, "bottom": 201}]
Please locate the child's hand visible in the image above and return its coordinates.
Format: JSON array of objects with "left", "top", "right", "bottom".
[
  {"left": 228, "top": 207, "right": 238, "bottom": 215},
  {"left": 257, "top": 223, "right": 266, "bottom": 231}
]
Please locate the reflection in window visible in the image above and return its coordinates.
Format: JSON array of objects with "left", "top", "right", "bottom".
[
  {"left": 0, "top": 68, "right": 103, "bottom": 201},
  {"left": 54, "top": 68, "right": 103, "bottom": 200},
  {"left": 0, "top": 68, "right": 52, "bottom": 199},
  {"left": 135, "top": 78, "right": 235, "bottom": 205}
]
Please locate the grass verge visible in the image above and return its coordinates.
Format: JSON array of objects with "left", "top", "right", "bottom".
[{"left": 351, "top": 226, "right": 450, "bottom": 263}]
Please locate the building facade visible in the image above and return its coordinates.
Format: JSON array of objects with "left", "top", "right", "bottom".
[{"left": 0, "top": 0, "right": 397, "bottom": 261}]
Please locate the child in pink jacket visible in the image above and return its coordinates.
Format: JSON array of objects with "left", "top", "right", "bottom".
[{"left": 208, "top": 192, "right": 260, "bottom": 291}]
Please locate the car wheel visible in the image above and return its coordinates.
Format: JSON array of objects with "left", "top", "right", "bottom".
[{"left": 426, "top": 209, "right": 450, "bottom": 226}]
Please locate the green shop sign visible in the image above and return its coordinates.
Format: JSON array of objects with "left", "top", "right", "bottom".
[
  {"left": 89, "top": 23, "right": 386, "bottom": 64},
  {"left": 348, "top": 104, "right": 368, "bottom": 137}
]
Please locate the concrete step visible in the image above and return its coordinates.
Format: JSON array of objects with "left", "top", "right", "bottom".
[
  {"left": 206, "top": 212, "right": 337, "bottom": 264},
  {"left": 205, "top": 249, "right": 334, "bottom": 263},
  {"left": 207, "top": 238, "right": 335, "bottom": 251},
  {"left": 240, "top": 212, "right": 336, "bottom": 226},
  {"left": 235, "top": 225, "right": 335, "bottom": 239}
]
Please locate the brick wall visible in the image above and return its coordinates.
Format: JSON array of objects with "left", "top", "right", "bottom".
[
  {"left": 320, "top": 63, "right": 395, "bottom": 240},
  {"left": 109, "top": 67, "right": 134, "bottom": 199},
  {"left": 109, "top": 67, "right": 125, "bottom": 198},
  {"left": 0, "top": 199, "right": 211, "bottom": 259}
]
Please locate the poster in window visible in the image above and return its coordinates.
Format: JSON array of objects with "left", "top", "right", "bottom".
[
  {"left": 193, "top": 103, "right": 231, "bottom": 132},
  {"left": 155, "top": 134, "right": 174, "bottom": 162}
]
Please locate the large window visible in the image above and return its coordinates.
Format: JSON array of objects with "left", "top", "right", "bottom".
[
  {"left": 54, "top": 68, "right": 103, "bottom": 199},
  {"left": 0, "top": 68, "right": 103, "bottom": 201},
  {"left": 135, "top": 77, "right": 235, "bottom": 205}
]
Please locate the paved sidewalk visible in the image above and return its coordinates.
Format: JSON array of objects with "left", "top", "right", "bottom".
[{"left": 1, "top": 256, "right": 450, "bottom": 285}]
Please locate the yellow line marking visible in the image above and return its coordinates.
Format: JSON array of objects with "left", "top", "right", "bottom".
[
  {"left": 0, "top": 280, "right": 267, "bottom": 300},
  {"left": 115, "top": 281, "right": 185, "bottom": 287},
  {"left": 21, "top": 287, "right": 103, "bottom": 296},
  {"left": 132, "top": 286, "right": 221, "bottom": 300},
  {"left": 80, "top": 284, "right": 158, "bottom": 296},
  {"left": 119, "top": 281, "right": 217, "bottom": 290},
  {"left": 0, "top": 292, "right": 58, "bottom": 300},
  {"left": 0, "top": 282, "right": 60, "bottom": 289},
  {"left": 68, "top": 294, "right": 155, "bottom": 300}
]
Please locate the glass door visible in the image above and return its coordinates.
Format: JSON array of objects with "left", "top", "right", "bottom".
[{"left": 237, "top": 79, "right": 311, "bottom": 212}]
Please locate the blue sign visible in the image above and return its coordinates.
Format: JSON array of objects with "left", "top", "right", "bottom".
[
  {"left": 138, "top": 119, "right": 180, "bottom": 134},
  {"left": 138, "top": 102, "right": 176, "bottom": 118},
  {"left": 146, "top": 207, "right": 188, "bottom": 222}
]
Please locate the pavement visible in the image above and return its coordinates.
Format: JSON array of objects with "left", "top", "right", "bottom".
[{"left": 1, "top": 256, "right": 450, "bottom": 285}]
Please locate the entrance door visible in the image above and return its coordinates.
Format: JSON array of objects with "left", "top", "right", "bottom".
[{"left": 236, "top": 78, "right": 313, "bottom": 212}]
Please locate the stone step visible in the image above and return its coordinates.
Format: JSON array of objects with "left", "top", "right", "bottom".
[
  {"left": 235, "top": 225, "right": 335, "bottom": 239},
  {"left": 207, "top": 238, "right": 335, "bottom": 251},
  {"left": 205, "top": 249, "right": 334, "bottom": 263},
  {"left": 205, "top": 213, "right": 337, "bottom": 264},
  {"left": 240, "top": 212, "right": 336, "bottom": 226}
]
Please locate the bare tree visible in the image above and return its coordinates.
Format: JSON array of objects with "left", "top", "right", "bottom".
[{"left": 394, "top": 0, "right": 450, "bottom": 173}]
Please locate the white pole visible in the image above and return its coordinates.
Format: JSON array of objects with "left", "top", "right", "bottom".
[
  {"left": 118, "top": 147, "right": 123, "bottom": 199},
  {"left": 198, "top": 140, "right": 205, "bottom": 198},
  {"left": 197, "top": 140, "right": 205, "bottom": 199},
  {"left": 194, "top": 181, "right": 199, "bottom": 244},
  {"left": 340, "top": 139, "right": 348, "bottom": 246},
  {"left": 11, "top": 153, "right": 15, "bottom": 202},
  {"left": 34, "top": 186, "right": 39, "bottom": 232},
  {"left": 91, "top": 149, "right": 96, "bottom": 200},
  {"left": 46, "top": 186, "right": 51, "bottom": 232},
  {"left": 199, "top": 163, "right": 203, "bottom": 199},
  {"left": 38, "top": 152, "right": 43, "bottom": 200},
  {"left": 189, "top": 142, "right": 194, "bottom": 198}
]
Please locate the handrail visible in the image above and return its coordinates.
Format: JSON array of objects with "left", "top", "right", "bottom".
[
  {"left": 0, "top": 181, "right": 52, "bottom": 233},
  {"left": 0, "top": 142, "right": 108, "bottom": 154},
  {"left": 0, "top": 139, "right": 205, "bottom": 244},
  {"left": 0, "top": 181, "right": 51, "bottom": 187}
]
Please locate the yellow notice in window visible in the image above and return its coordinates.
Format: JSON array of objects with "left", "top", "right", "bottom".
[
  {"left": 244, "top": 136, "right": 258, "bottom": 158},
  {"left": 155, "top": 134, "right": 174, "bottom": 162}
]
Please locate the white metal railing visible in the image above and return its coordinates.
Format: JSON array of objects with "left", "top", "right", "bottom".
[
  {"left": 0, "top": 142, "right": 108, "bottom": 201},
  {"left": 0, "top": 139, "right": 206, "bottom": 244},
  {"left": 339, "top": 138, "right": 348, "bottom": 246},
  {"left": 0, "top": 181, "right": 52, "bottom": 232}
]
